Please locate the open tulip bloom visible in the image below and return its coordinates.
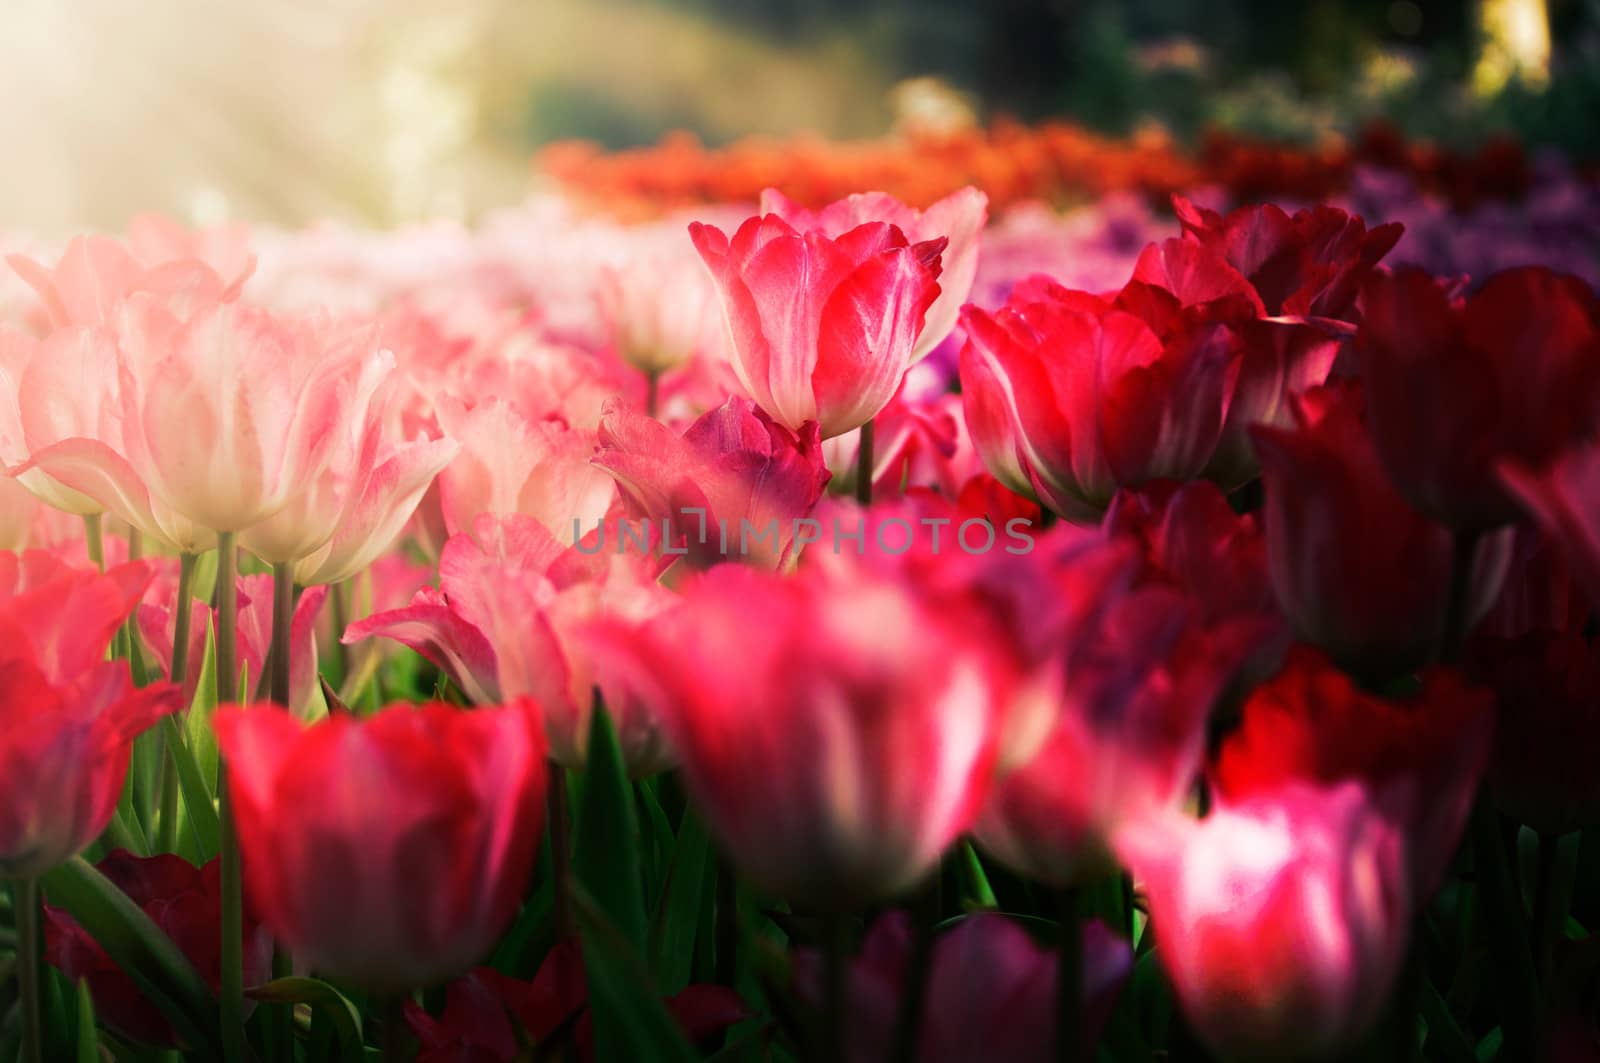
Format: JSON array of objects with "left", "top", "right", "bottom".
[{"left": 1, "top": 168, "right": 1599, "bottom": 1063}]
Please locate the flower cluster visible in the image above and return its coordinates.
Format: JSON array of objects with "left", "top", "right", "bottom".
[{"left": 2, "top": 166, "right": 1598, "bottom": 1063}]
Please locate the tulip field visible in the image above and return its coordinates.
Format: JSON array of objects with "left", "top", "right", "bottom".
[{"left": 2, "top": 122, "right": 1600, "bottom": 1063}]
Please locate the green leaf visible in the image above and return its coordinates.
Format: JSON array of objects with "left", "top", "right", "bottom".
[
  {"left": 246, "top": 977, "right": 364, "bottom": 1062},
  {"left": 637, "top": 778, "right": 676, "bottom": 911},
  {"left": 162, "top": 714, "right": 221, "bottom": 862},
  {"left": 75, "top": 980, "right": 98, "bottom": 1063},
  {"left": 653, "top": 807, "right": 711, "bottom": 995},
  {"left": 573, "top": 707, "right": 647, "bottom": 955},
  {"left": 959, "top": 842, "right": 998, "bottom": 909},
  {"left": 571, "top": 884, "right": 700, "bottom": 1063},
  {"left": 41, "top": 856, "right": 220, "bottom": 1056},
  {"left": 186, "top": 620, "right": 221, "bottom": 791}
]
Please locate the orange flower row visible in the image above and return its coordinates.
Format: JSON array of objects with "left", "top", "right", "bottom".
[{"left": 536, "top": 118, "right": 1552, "bottom": 217}]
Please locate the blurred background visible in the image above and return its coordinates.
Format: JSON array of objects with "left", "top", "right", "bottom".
[{"left": 1, "top": 0, "right": 1594, "bottom": 233}]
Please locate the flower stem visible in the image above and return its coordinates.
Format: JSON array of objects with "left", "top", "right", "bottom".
[
  {"left": 215, "top": 532, "right": 245, "bottom": 1063},
  {"left": 83, "top": 513, "right": 104, "bottom": 571},
  {"left": 15, "top": 878, "right": 42, "bottom": 1063},
  {"left": 646, "top": 370, "right": 660, "bottom": 418},
  {"left": 821, "top": 913, "right": 850, "bottom": 1063},
  {"left": 1531, "top": 831, "right": 1560, "bottom": 984},
  {"left": 548, "top": 762, "right": 572, "bottom": 941},
  {"left": 156, "top": 553, "right": 198, "bottom": 855},
  {"left": 890, "top": 876, "right": 939, "bottom": 1063},
  {"left": 856, "top": 420, "right": 875, "bottom": 506},
  {"left": 1056, "top": 885, "right": 1083, "bottom": 1063},
  {"left": 1439, "top": 529, "right": 1481, "bottom": 665},
  {"left": 379, "top": 994, "right": 410, "bottom": 1063},
  {"left": 716, "top": 857, "right": 738, "bottom": 986},
  {"left": 269, "top": 561, "right": 293, "bottom": 707}
]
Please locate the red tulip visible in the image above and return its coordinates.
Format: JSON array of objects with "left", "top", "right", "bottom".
[
  {"left": 1501, "top": 440, "right": 1600, "bottom": 607},
  {"left": 0, "top": 553, "right": 180, "bottom": 876},
  {"left": 1171, "top": 196, "right": 1402, "bottom": 319},
  {"left": 1471, "top": 630, "right": 1600, "bottom": 834},
  {"left": 792, "top": 912, "right": 1131, "bottom": 1063},
  {"left": 1212, "top": 645, "right": 1491, "bottom": 895},
  {"left": 689, "top": 214, "right": 946, "bottom": 439},
  {"left": 759, "top": 186, "right": 987, "bottom": 360},
  {"left": 345, "top": 514, "right": 676, "bottom": 773},
  {"left": 588, "top": 564, "right": 1003, "bottom": 907},
  {"left": 959, "top": 274, "right": 1240, "bottom": 519},
  {"left": 592, "top": 396, "right": 831, "bottom": 570},
  {"left": 1356, "top": 266, "right": 1600, "bottom": 529},
  {"left": 45, "top": 851, "right": 272, "bottom": 1047},
  {"left": 213, "top": 700, "right": 546, "bottom": 990},
  {"left": 1118, "top": 782, "right": 1411, "bottom": 1061},
  {"left": 1252, "top": 381, "right": 1512, "bottom": 680}
]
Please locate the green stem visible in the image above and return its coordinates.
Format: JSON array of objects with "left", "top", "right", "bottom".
[
  {"left": 83, "top": 513, "right": 104, "bottom": 571},
  {"left": 156, "top": 553, "right": 198, "bottom": 855},
  {"left": 15, "top": 878, "right": 42, "bottom": 1063},
  {"left": 855, "top": 419, "right": 875, "bottom": 506},
  {"left": 716, "top": 856, "right": 738, "bottom": 987},
  {"left": 270, "top": 561, "right": 293, "bottom": 707},
  {"left": 1056, "top": 886, "right": 1083, "bottom": 1063},
  {"left": 645, "top": 370, "right": 660, "bottom": 419},
  {"left": 1439, "top": 529, "right": 1481, "bottom": 665},
  {"left": 1531, "top": 831, "right": 1559, "bottom": 985},
  {"left": 548, "top": 763, "right": 572, "bottom": 941},
  {"left": 126, "top": 527, "right": 143, "bottom": 562},
  {"left": 215, "top": 533, "right": 245, "bottom": 1063},
  {"left": 380, "top": 994, "right": 411, "bottom": 1063}
]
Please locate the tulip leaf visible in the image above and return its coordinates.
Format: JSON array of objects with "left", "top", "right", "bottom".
[
  {"left": 40, "top": 856, "right": 221, "bottom": 1057},
  {"left": 573, "top": 707, "right": 648, "bottom": 956},
  {"left": 162, "top": 714, "right": 221, "bottom": 863},
  {"left": 637, "top": 778, "right": 676, "bottom": 910},
  {"left": 571, "top": 883, "right": 700, "bottom": 1063},
  {"left": 245, "top": 977, "right": 364, "bottom": 1061},
  {"left": 653, "top": 807, "right": 712, "bottom": 995},
  {"left": 185, "top": 619, "right": 220, "bottom": 791},
  {"left": 75, "top": 980, "right": 98, "bottom": 1063}
]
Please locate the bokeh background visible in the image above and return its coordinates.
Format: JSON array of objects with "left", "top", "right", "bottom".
[{"left": 1, "top": 0, "right": 1593, "bottom": 232}]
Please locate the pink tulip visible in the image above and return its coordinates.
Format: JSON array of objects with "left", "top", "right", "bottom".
[
  {"left": 596, "top": 246, "right": 725, "bottom": 376},
  {"left": 434, "top": 397, "right": 615, "bottom": 546},
  {"left": 1119, "top": 782, "right": 1411, "bottom": 1061},
  {"left": 587, "top": 564, "right": 1002, "bottom": 906},
  {"left": 973, "top": 586, "right": 1252, "bottom": 885},
  {"left": 345, "top": 514, "right": 676, "bottom": 774},
  {"left": 759, "top": 186, "right": 987, "bottom": 360},
  {"left": 138, "top": 569, "right": 328, "bottom": 716},
  {"left": 592, "top": 397, "right": 831, "bottom": 570},
  {"left": 0, "top": 553, "right": 181, "bottom": 876},
  {"left": 689, "top": 214, "right": 946, "bottom": 439},
  {"left": 214, "top": 701, "right": 546, "bottom": 991}
]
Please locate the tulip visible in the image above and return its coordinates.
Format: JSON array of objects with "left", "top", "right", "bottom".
[
  {"left": 973, "top": 586, "right": 1251, "bottom": 886},
  {"left": 587, "top": 564, "right": 1003, "bottom": 907},
  {"left": 596, "top": 246, "right": 725, "bottom": 377},
  {"left": 137, "top": 569, "right": 328, "bottom": 717},
  {"left": 1356, "top": 265, "right": 1600, "bottom": 529},
  {"left": 1471, "top": 630, "right": 1600, "bottom": 835},
  {"left": 0, "top": 554, "right": 180, "bottom": 877},
  {"left": 1501, "top": 440, "right": 1600, "bottom": 605},
  {"left": 791, "top": 911, "right": 1132, "bottom": 1063},
  {"left": 1252, "top": 381, "right": 1512, "bottom": 680},
  {"left": 592, "top": 396, "right": 831, "bottom": 570},
  {"left": 1212, "top": 645, "right": 1491, "bottom": 896},
  {"left": 959, "top": 274, "right": 1240, "bottom": 520},
  {"left": 434, "top": 396, "right": 615, "bottom": 546},
  {"left": 212, "top": 700, "right": 547, "bottom": 991},
  {"left": 1171, "top": 196, "right": 1403, "bottom": 319},
  {"left": 689, "top": 214, "right": 946, "bottom": 439},
  {"left": 1119, "top": 782, "right": 1411, "bottom": 1062},
  {"left": 759, "top": 186, "right": 988, "bottom": 359},
  {"left": 345, "top": 514, "right": 676, "bottom": 774},
  {"left": 44, "top": 851, "right": 273, "bottom": 1047}
]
